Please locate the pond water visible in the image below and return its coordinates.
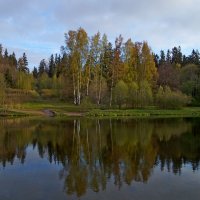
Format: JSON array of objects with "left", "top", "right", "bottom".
[{"left": 0, "top": 117, "right": 199, "bottom": 200}]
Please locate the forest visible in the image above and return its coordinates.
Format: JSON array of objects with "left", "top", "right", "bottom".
[{"left": 1, "top": 28, "right": 200, "bottom": 109}]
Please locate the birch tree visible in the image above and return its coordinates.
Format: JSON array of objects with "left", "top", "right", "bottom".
[{"left": 65, "top": 28, "right": 89, "bottom": 105}]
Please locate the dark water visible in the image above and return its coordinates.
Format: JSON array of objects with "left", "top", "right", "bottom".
[{"left": 0, "top": 117, "right": 200, "bottom": 200}]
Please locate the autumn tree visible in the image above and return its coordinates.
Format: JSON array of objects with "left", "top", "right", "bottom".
[
  {"left": 123, "top": 39, "right": 138, "bottom": 84},
  {"left": 108, "top": 35, "right": 124, "bottom": 107},
  {"left": 65, "top": 28, "right": 89, "bottom": 104},
  {"left": 139, "top": 42, "right": 158, "bottom": 86},
  {"left": 158, "top": 62, "right": 180, "bottom": 90},
  {"left": 0, "top": 73, "right": 6, "bottom": 107},
  {"left": 88, "top": 32, "right": 101, "bottom": 103}
]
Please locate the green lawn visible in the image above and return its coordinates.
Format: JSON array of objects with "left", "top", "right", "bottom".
[
  {"left": 86, "top": 107, "right": 200, "bottom": 117},
  {"left": 1, "top": 101, "right": 200, "bottom": 118}
]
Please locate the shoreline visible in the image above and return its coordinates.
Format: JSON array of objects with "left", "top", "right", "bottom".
[{"left": 1, "top": 106, "right": 200, "bottom": 118}]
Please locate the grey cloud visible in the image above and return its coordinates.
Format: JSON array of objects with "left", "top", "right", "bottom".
[{"left": 0, "top": 0, "right": 200, "bottom": 68}]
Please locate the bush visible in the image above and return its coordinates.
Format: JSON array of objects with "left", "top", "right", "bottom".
[
  {"left": 137, "top": 81, "right": 153, "bottom": 108},
  {"left": 113, "top": 80, "right": 128, "bottom": 108},
  {"left": 40, "top": 89, "right": 58, "bottom": 98},
  {"left": 81, "top": 96, "right": 95, "bottom": 109},
  {"left": 156, "top": 86, "right": 190, "bottom": 109},
  {"left": 127, "top": 82, "right": 138, "bottom": 108}
]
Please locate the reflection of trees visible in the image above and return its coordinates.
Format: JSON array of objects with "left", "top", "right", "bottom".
[
  {"left": 0, "top": 118, "right": 200, "bottom": 197},
  {"left": 0, "top": 118, "right": 36, "bottom": 166}
]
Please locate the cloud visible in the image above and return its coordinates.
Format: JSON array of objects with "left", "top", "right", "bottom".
[{"left": 0, "top": 0, "right": 199, "bottom": 68}]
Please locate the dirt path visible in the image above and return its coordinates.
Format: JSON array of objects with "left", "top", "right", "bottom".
[
  {"left": 7, "top": 109, "right": 85, "bottom": 117},
  {"left": 9, "top": 109, "right": 45, "bottom": 116}
]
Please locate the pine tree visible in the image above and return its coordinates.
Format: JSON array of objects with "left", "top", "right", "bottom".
[
  {"left": 18, "top": 53, "right": 29, "bottom": 73},
  {"left": 189, "top": 50, "right": 200, "bottom": 65},
  {"left": 38, "top": 59, "right": 46, "bottom": 76},
  {"left": 33, "top": 67, "right": 38, "bottom": 79},
  {"left": 166, "top": 49, "right": 171, "bottom": 63},
  {"left": 48, "top": 54, "right": 56, "bottom": 78},
  {"left": 153, "top": 54, "right": 159, "bottom": 68},
  {"left": 23, "top": 53, "right": 28, "bottom": 68},
  {"left": 0, "top": 44, "right": 3, "bottom": 57},
  {"left": 159, "top": 50, "right": 166, "bottom": 65},
  {"left": 172, "top": 46, "right": 182, "bottom": 65},
  {"left": 10, "top": 52, "right": 17, "bottom": 68},
  {"left": 4, "top": 49, "right": 8, "bottom": 58}
]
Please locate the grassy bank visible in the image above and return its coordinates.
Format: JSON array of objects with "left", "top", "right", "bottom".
[
  {"left": 1, "top": 101, "right": 200, "bottom": 118},
  {"left": 0, "top": 109, "right": 28, "bottom": 117},
  {"left": 0, "top": 101, "right": 88, "bottom": 117},
  {"left": 86, "top": 107, "right": 200, "bottom": 117}
]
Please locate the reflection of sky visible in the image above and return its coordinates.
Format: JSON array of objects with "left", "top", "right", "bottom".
[
  {"left": 1, "top": 0, "right": 200, "bottom": 69},
  {"left": 0, "top": 146, "right": 65, "bottom": 200},
  {"left": 0, "top": 146, "right": 199, "bottom": 200}
]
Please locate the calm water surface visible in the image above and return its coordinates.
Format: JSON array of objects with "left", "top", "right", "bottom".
[{"left": 0, "top": 117, "right": 199, "bottom": 200}]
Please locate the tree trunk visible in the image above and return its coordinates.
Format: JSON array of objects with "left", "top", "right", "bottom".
[
  {"left": 77, "top": 70, "right": 81, "bottom": 105},
  {"left": 109, "top": 78, "right": 113, "bottom": 107},
  {"left": 72, "top": 73, "right": 76, "bottom": 104},
  {"left": 97, "top": 67, "right": 102, "bottom": 105}
]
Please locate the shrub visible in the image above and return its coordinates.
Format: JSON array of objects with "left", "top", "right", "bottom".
[
  {"left": 137, "top": 81, "right": 153, "bottom": 108},
  {"left": 156, "top": 86, "right": 190, "bottom": 109},
  {"left": 81, "top": 96, "right": 95, "bottom": 109},
  {"left": 113, "top": 80, "right": 128, "bottom": 108},
  {"left": 127, "top": 82, "right": 138, "bottom": 108}
]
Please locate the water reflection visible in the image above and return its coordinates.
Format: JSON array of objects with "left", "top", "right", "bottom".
[{"left": 0, "top": 118, "right": 199, "bottom": 197}]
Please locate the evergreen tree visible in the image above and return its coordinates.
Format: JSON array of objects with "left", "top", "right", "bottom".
[
  {"left": 171, "top": 46, "right": 182, "bottom": 65},
  {"left": 38, "top": 59, "right": 47, "bottom": 76},
  {"left": 23, "top": 53, "right": 28, "bottom": 68},
  {"left": 33, "top": 67, "right": 38, "bottom": 79},
  {"left": 18, "top": 53, "right": 29, "bottom": 73},
  {"left": 166, "top": 49, "right": 171, "bottom": 63},
  {"left": 5, "top": 69, "right": 13, "bottom": 87},
  {"left": 153, "top": 54, "right": 159, "bottom": 68},
  {"left": 4, "top": 49, "right": 8, "bottom": 58},
  {"left": 189, "top": 50, "right": 200, "bottom": 65},
  {"left": 48, "top": 54, "right": 56, "bottom": 78},
  {"left": 10, "top": 52, "right": 17, "bottom": 68},
  {"left": 159, "top": 50, "right": 166, "bottom": 66},
  {"left": 0, "top": 44, "right": 3, "bottom": 57}
]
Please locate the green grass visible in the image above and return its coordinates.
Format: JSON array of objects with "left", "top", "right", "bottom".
[
  {"left": 0, "top": 109, "right": 28, "bottom": 117},
  {"left": 86, "top": 107, "right": 200, "bottom": 117},
  {"left": 1, "top": 100, "right": 200, "bottom": 118},
  {"left": 22, "top": 101, "right": 89, "bottom": 113}
]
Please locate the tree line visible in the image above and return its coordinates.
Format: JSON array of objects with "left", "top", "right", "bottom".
[{"left": 1, "top": 28, "right": 200, "bottom": 108}]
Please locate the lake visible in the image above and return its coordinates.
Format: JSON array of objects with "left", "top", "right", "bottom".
[{"left": 0, "top": 117, "right": 199, "bottom": 200}]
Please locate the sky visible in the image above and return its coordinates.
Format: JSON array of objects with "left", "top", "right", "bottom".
[{"left": 0, "top": 0, "right": 200, "bottom": 69}]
